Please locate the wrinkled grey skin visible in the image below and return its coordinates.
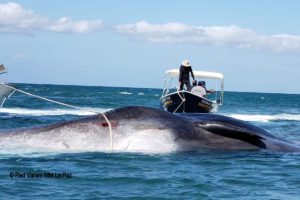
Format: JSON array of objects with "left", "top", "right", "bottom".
[{"left": 3, "top": 106, "right": 300, "bottom": 152}]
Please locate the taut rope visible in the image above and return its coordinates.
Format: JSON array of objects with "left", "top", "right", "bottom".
[{"left": 0, "top": 83, "right": 114, "bottom": 150}]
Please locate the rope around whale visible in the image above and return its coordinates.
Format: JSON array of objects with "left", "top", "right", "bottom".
[{"left": 1, "top": 83, "right": 114, "bottom": 151}]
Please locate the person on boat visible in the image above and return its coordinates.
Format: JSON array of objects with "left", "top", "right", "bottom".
[
  {"left": 191, "top": 81, "right": 207, "bottom": 97},
  {"left": 200, "top": 81, "right": 215, "bottom": 94},
  {"left": 178, "top": 60, "right": 196, "bottom": 91},
  {"left": 198, "top": 81, "right": 215, "bottom": 97}
]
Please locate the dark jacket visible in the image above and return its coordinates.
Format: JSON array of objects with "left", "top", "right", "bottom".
[{"left": 179, "top": 65, "right": 195, "bottom": 82}]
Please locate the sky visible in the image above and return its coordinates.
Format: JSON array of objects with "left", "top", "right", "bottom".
[{"left": 0, "top": 0, "right": 300, "bottom": 94}]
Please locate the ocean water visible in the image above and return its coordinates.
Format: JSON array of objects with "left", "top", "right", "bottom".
[{"left": 1, "top": 83, "right": 300, "bottom": 199}]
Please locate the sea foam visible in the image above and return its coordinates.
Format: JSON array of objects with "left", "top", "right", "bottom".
[
  {"left": 0, "top": 125, "right": 178, "bottom": 155},
  {"left": 228, "top": 113, "right": 300, "bottom": 122},
  {"left": 0, "top": 107, "right": 110, "bottom": 116}
]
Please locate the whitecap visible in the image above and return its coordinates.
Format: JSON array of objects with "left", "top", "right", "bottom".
[
  {"left": 228, "top": 113, "right": 300, "bottom": 122},
  {"left": 0, "top": 125, "right": 178, "bottom": 155},
  {"left": 119, "top": 92, "right": 132, "bottom": 95},
  {"left": 0, "top": 107, "right": 111, "bottom": 116}
]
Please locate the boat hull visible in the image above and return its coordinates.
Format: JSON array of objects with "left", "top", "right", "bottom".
[{"left": 160, "top": 91, "right": 215, "bottom": 113}]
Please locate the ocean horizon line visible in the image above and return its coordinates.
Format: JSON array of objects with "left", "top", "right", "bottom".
[{"left": 7, "top": 82, "right": 300, "bottom": 96}]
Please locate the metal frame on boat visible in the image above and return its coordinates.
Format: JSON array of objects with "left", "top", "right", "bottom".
[
  {"left": 0, "top": 64, "right": 16, "bottom": 107},
  {"left": 160, "top": 69, "right": 224, "bottom": 113}
]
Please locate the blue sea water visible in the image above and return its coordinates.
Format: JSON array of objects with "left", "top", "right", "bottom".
[{"left": 1, "top": 83, "right": 300, "bottom": 199}]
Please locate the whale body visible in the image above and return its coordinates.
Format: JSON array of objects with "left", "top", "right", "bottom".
[{"left": 1, "top": 106, "right": 299, "bottom": 153}]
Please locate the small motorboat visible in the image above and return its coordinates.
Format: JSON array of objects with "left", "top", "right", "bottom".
[{"left": 160, "top": 69, "right": 224, "bottom": 113}]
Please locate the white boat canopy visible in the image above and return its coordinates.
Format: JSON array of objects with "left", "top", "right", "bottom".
[{"left": 165, "top": 69, "right": 224, "bottom": 80}]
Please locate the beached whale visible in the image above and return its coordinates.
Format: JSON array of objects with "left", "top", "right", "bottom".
[{"left": 1, "top": 106, "right": 299, "bottom": 153}]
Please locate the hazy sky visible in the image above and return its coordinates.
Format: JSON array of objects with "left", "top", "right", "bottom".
[{"left": 1, "top": 1, "right": 300, "bottom": 93}]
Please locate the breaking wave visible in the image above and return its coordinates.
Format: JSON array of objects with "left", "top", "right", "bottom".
[
  {"left": 0, "top": 107, "right": 110, "bottom": 116},
  {"left": 0, "top": 126, "right": 178, "bottom": 155},
  {"left": 228, "top": 113, "right": 300, "bottom": 122},
  {"left": 2, "top": 107, "right": 300, "bottom": 122},
  {"left": 119, "top": 92, "right": 132, "bottom": 95}
]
